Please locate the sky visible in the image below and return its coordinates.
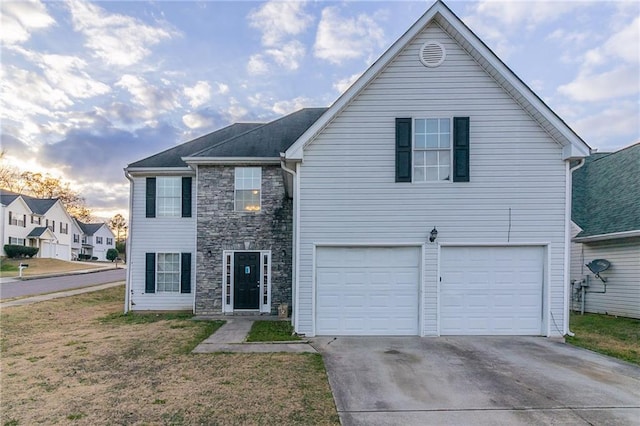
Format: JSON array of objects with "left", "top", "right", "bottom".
[{"left": 1, "top": 0, "right": 639, "bottom": 221}]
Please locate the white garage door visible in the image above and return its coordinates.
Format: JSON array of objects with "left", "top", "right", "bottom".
[
  {"left": 316, "top": 246, "right": 420, "bottom": 336},
  {"left": 440, "top": 246, "right": 543, "bottom": 335}
]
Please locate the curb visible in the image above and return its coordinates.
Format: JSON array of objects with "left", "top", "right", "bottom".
[{"left": 14, "top": 266, "right": 125, "bottom": 281}]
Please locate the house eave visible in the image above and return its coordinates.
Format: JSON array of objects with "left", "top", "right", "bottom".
[
  {"left": 182, "top": 157, "right": 281, "bottom": 166},
  {"left": 124, "top": 167, "right": 195, "bottom": 176},
  {"left": 573, "top": 230, "right": 640, "bottom": 243}
]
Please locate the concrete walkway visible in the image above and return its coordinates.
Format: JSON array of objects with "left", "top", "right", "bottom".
[
  {"left": 192, "top": 318, "right": 317, "bottom": 354},
  {"left": 0, "top": 281, "right": 124, "bottom": 308}
]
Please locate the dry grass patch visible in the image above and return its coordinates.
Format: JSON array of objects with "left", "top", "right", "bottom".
[
  {"left": 1, "top": 258, "right": 106, "bottom": 277},
  {"left": 1, "top": 286, "right": 339, "bottom": 425}
]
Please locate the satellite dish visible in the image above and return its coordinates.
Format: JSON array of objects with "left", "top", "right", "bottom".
[{"left": 586, "top": 259, "right": 610, "bottom": 283}]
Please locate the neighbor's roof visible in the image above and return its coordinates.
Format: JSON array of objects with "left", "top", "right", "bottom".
[
  {"left": 0, "top": 189, "right": 20, "bottom": 206},
  {"left": 0, "top": 189, "right": 58, "bottom": 214},
  {"left": 76, "top": 221, "right": 104, "bottom": 236},
  {"left": 285, "top": 0, "right": 591, "bottom": 160},
  {"left": 127, "top": 122, "right": 263, "bottom": 169},
  {"left": 572, "top": 143, "right": 640, "bottom": 239},
  {"left": 186, "top": 108, "right": 328, "bottom": 161},
  {"left": 27, "top": 227, "right": 50, "bottom": 237}
]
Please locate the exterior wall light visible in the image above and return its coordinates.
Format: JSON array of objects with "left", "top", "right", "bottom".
[{"left": 429, "top": 227, "right": 438, "bottom": 243}]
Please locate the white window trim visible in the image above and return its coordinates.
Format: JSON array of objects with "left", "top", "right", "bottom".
[
  {"left": 412, "top": 117, "right": 453, "bottom": 184},
  {"left": 156, "top": 252, "right": 181, "bottom": 293},
  {"left": 156, "top": 176, "right": 182, "bottom": 217},
  {"left": 234, "top": 167, "right": 262, "bottom": 213},
  {"left": 222, "top": 250, "right": 271, "bottom": 313}
]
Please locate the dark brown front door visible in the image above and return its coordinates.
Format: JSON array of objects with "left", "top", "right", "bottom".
[{"left": 234, "top": 252, "right": 260, "bottom": 309}]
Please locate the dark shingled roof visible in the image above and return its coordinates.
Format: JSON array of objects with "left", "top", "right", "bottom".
[
  {"left": 23, "top": 197, "right": 58, "bottom": 215},
  {"left": 572, "top": 142, "right": 640, "bottom": 238},
  {"left": 77, "top": 221, "right": 104, "bottom": 236},
  {"left": 27, "top": 227, "right": 49, "bottom": 237},
  {"left": 128, "top": 122, "right": 263, "bottom": 168},
  {"left": 0, "top": 189, "right": 20, "bottom": 206},
  {"left": 191, "top": 108, "right": 328, "bottom": 159}
]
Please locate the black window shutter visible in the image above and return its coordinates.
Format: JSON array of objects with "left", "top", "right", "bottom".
[
  {"left": 395, "top": 118, "right": 412, "bottom": 182},
  {"left": 23, "top": 214, "right": 26, "bottom": 227},
  {"left": 182, "top": 177, "right": 192, "bottom": 218},
  {"left": 453, "top": 117, "right": 470, "bottom": 182},
  {"left": 180, "top": 253, "right": 191, "bottom": 293},
  {"left": 145, "top": 253, "right": 156, "bottom": 293},
  {"left": 146, "top": 177, "right": 156, "bottom": 218}
]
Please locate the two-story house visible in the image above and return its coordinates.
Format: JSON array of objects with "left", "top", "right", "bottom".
[
  {"left": 76, "top": 221, "right": 116, "bottom": 261},
  {"left": 1, "top": 190, "right": 115, "bottom": 261},
  {"left": 124, "top": 1, "right": 590, "bottom": 338}
]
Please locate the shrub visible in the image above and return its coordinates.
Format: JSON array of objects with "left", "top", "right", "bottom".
[
  {"left": 91, "top": 256, "right": 98, "bottom": 261},
  {"left": 78, "top": 254, "right": 91, "bottom": 260},
  {"left": 106, "top": 248, "right": 118, "bottom": 262},
  {"left": 4, "top": 245, "right": 39, "bottom": 258}
]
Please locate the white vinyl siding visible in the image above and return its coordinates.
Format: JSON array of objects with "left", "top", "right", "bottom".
[
  {"left": 295, "top": 23, "right": 567, "bottom": 337},
  {"left": 128, "top": 176, "right": 195, "bottom": 311},
  {"left": 570, "top": 236, "right": 640, "bottom": 319}
]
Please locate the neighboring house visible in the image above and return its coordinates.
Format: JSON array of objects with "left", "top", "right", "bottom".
[
  {"left": 70, "top": 218, "right": 83, "bottom": 260},
  {"left": 570, "top": 143, "right": 640, "bottom": 319},
  {"left": 125, "top": 1, "right": 591, "bottom": 338},
  {"left": 76, "top": 221, "right": 116, "bottom": 261},
  {"left": 1, "top": 190, "right": 75, "bottom": 260}
]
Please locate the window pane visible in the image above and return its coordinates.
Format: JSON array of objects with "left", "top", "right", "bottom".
[
  {"left": 414, "top": 167, "right": 425, "bottom": 182},
  {"left": 415, "top": 134, "right": 426, "bottom": 149},
  {"left": 157, "top": 177, "right": 181, "bottom": 217},
  {"left": 415, "top": 151, "right": 425, "bottom": 166},
  {"left": 415, "top": 119, "right": 426, "bottom": 133},
  {"left": 440, "top": 150, "right": 450, "bottom": 166},
  {"left": 439, "top": 134, "right": 450, "bottom": 148},
  {"left": 426, "top": 151, "right": 438, "bottom": 166},
  {"left": 426, "top": 167, "right": 438, "bottom": 181},
  {"left": 440, "top": 165, "right": 450, "bottom": 181},
  {"left": 439, "top": 118, "right": 450, "bottom": 132},
  {"left": 235, "top": 168, "right": 261, "bottom": 211},
  {"left": 426, "top": 134, "right": 438, "bottom": 148},
  {"left": 426, "top": 119, "right": 438, "bottom": 133}
]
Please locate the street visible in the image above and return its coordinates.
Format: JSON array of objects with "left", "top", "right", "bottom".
[{"left": 0, "top": 268, "right": 126, "bottom": 300}]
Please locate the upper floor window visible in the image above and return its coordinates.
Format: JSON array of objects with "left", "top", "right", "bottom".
[
  {"left": 107, "top": 237, "right": 113, "bottom": 245},
  {"left": 74, "top": 234, "right": 80, "bottom": 243},
  {"left": 48, "top": 220, "right": 55, "bottom": 232},
  {"left": 414, "top": 118, "right": 451, "bottom": 182},
  {"left": 82, "top": 236, "right": 87, "bottom": 244},
  {"left": 235, "top": 167, "right": 261, "bottom": 212},
  {"left": 60, "top": 222, "right": 68, "bottom": 234},
  {"left": 96, "top": 236, "right": 103, "bottom": 244},
  {"left": 157, "top": 177, "right": 182, "bottom": 217},
  {"left": 8, "top": 212, "right": 25, "bottom": 227},
  {"left": 31, "top": 215, "right": 41, "bottom": 225}
]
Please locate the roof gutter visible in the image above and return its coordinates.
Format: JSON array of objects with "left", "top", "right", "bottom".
[
  {"left": 182, "top": 157, "right": 281, "bottom": 166},
  {"left": 573, "top": 230, "right": 640, "bottom": 243}
]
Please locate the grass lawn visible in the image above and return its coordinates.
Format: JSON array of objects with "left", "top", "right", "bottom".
[
  {"left": 567, "top": 312, "right": 640, "bottom": 365},
  {"left": 246, "top": 320, "right": 302, "bottom": 342},
  {"left": 0, "top": 257, "right": 106, "bottom": 277},
  {"left": 0, "top": 286, "right": 339, "bottom": 425}
]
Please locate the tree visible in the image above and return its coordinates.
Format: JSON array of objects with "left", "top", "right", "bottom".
[
  {"left": 109, "top": 214, "right": 128, "bottom": 243},
  {"left": 106, "top": 248, "right": 119, "bottom": 262},
  {"left": 0, "top": 150, "right": 22, "bottom": 192}
]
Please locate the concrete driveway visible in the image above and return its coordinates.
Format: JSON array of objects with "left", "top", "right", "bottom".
[{"left": 312, "top": 336, "right": 640, "bottom": 425}]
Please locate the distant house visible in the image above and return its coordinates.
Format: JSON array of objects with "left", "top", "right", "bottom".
[
  {"left": 125, "top": 1, "right": 591, "bottom": 337},
  {"left": 76, "top": 221, "right": 116, "bottom": 261},
  {"left": 1, "top": 189, "right": 115, "bottom": 262},
  {"left": 570, "top": 143, "right": 640, "bottom": 319}
]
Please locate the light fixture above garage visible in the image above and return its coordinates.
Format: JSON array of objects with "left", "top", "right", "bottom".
[{"left": 429, "top": 227, "right": 438, "bottom": 243}]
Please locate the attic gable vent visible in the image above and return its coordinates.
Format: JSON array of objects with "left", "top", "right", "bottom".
[{"left": 419, "top": 41, "right": 446, "bottom": 68}]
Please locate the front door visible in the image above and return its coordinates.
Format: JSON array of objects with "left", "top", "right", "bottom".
[{"left": 234, "top": 252, "right": 260, "bottom": 309}]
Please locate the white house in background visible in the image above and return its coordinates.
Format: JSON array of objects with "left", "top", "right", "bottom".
[
  {"left": 1, "top": 189, "right": 115, "bottom": 261},
  {"left": 76, "top": 221, "right": 116, "bottom": 261},
  {"left": 125, "top": 1, "right": 591, "bottom": 338}
]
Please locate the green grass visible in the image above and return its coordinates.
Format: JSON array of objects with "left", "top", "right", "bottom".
[
  {"left": 246, "top": 320, "right": 301, "bottom": 342},
  {"left": 100, "top": 312, "right": 195, "bottom": 325},
  {"left": 567, "top": 312, "right": 640, "bottom": 365},
  {"left": 0, "top": 259, "right": 18, "bottom": 273}
]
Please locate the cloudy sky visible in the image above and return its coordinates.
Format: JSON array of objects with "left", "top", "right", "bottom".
[{"left": 2, "top": 0, "right": 638, "bottom": 220}]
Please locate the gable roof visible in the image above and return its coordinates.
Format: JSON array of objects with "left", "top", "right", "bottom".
[
  {"left": 76, "top": 221, "right": 105, "bottom": 236},
  {"left": 27, "top": 226, "right": 55, "bottom": 238},
  {"left": 23, "top": 196, "right": 58, "bottom": 215},
  {"left": 285, "top": 0, "right": 591, "bottom": 161},
  {"left": 0, "top": 189, "right": 20, "bottom": 206},
  {"left": 572, "top": 143, "right": 640, "bottom": 240},
  {"left": 127, "top": 122, "right": 263, "bottom": 169},
  {"left": 184, "top": 108, "right": 327, "bottom": 163}
]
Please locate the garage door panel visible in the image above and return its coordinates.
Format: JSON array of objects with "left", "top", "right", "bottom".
[
  {"left": 316, "top": 246, "right": 420, "bottom": 336},
  {"left": 441, "top": 246, "right": 543, "bottom": 335}
]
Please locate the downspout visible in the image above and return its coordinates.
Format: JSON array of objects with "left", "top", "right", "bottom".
[
  {"left": 280, "top": 155, "right": 298, "bottom": 328},
  {"left": 124, "top": 170, "right": 135, "bottom": 313},
  {"left": 564, "top": 158, "right": 586, "bottom": 337}
]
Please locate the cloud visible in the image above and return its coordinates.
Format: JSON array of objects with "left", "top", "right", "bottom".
[
  {"left": 182, "top": 112, "right": 213, "bottom": 129},
  {"left": 183, "top": 81, "right": 212, "bottom": 108},
  {"left": 0, "top": 0, "right": 55, "bottom": 45},
  {"left": 314, "top": 6, "right": 386, "bottom": 65},
  {"left": 247, "top": 54, "right": 269, "bottom": 75},
  {"left": 216, "top": 83, "right": 230, "bottom": 95},
  {"left": 272, "top": 96, "right": 315, "bottom": 115},
  {"left": 333, "top": 72, "right": 362, "bottom": 94},
  {"left": 470, "top": 0, "right": 585, "bottom": 31},
  {"left": 116, "top": 74, "right": 180, "bottom": 116},
  {"left": 584, "top": 16, "right": 639, "bottom": 67},
  {"left": 569, "top": 101, "right": 639, "bottom": 150},
  {"left": 558, "top": 66, "right": 639, "bottom": 102},
  {"left": 248, "top": 1, "right": 313, "bottom": 46},
  {"left": 66, "top": 0, "right": 175, "bottom": 67},
  {"left": 266, "top": 41, "right": 306, "bottom": 71}
]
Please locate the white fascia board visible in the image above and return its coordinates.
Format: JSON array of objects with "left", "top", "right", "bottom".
[
  {"left": 8, "top": 196, "right": 32, "bottom": 214},
  {"left": 562, "top": 143, "right": 591, "bottom": 160},
  {"left": 182, "top": 157, "right": 281, "bottom": 165},
  {"left": 124, "top": 167, "right": 195, "bottom": 176},
  {"left": 573, "top": 230, "right": 640, "bottom": 243}
]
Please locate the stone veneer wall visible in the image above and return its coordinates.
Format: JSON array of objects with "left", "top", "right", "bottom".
[{"left": 195, "top": 165, "right": 292, "bottom": 315}]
